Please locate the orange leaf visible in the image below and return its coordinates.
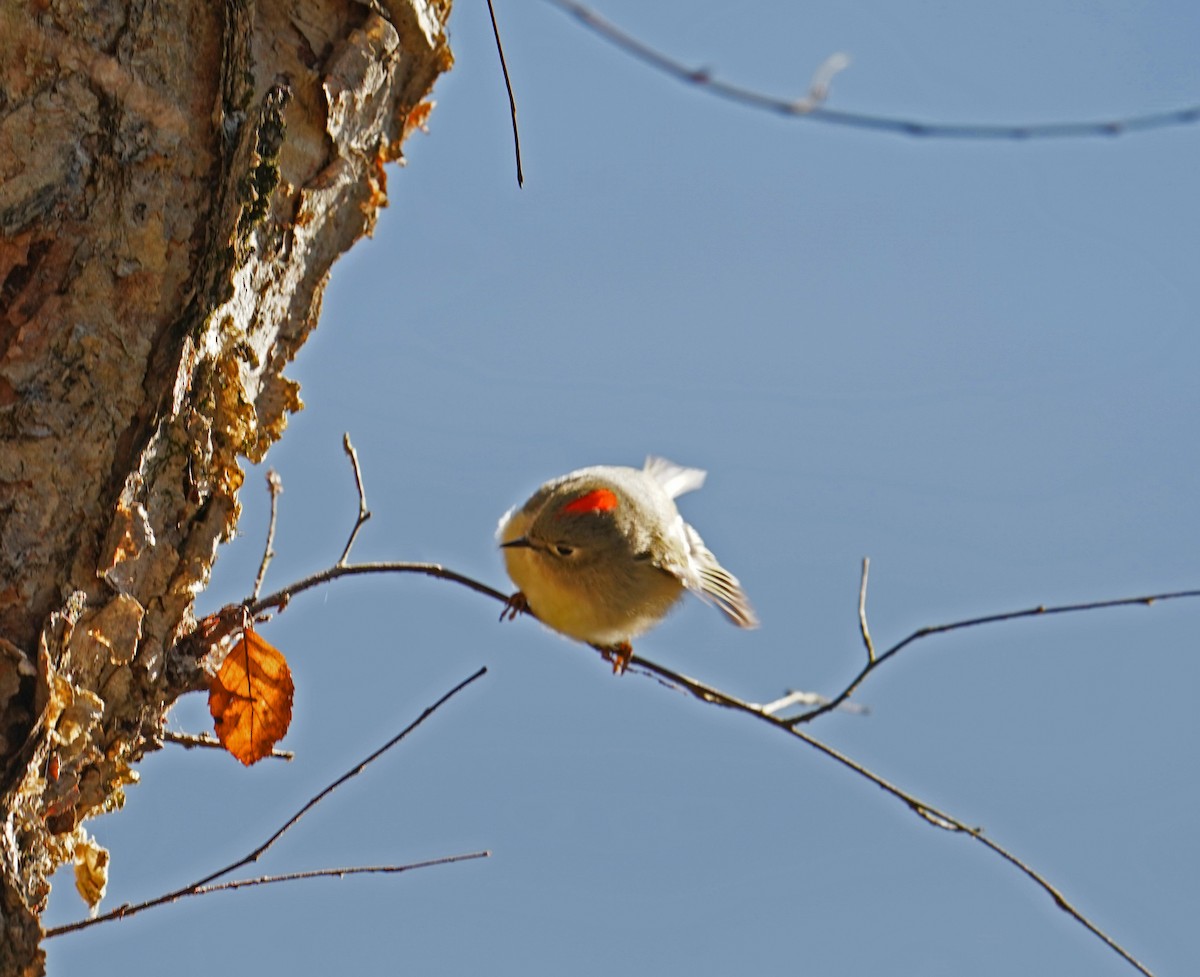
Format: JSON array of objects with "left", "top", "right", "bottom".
[{"left": 208, "top": 628, "right": 294, "bottom": 766}]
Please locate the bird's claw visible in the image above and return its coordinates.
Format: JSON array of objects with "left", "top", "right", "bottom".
[
  {"left": 600, "top": 641, "right": 634, "bottom": 676},
  {"left": 500, "top": 591, "right": 530, "bottom": 622}
]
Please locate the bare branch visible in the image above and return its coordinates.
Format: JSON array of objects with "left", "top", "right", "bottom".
[
  {"left": 45, "top": 667, "right": 487, "bottom": 938},
  {"left": 337, "top": 433, "right": 372, "bottom": 566},
  {"left": 487, "top": 0, "right": 524, "bottom": 187},
  {"left": 47, "top": 856, "right": 489, "bottom": 937},
  {"left": 162, "top": 730, "right": 293, "bottom": 761},
  {"left": 544, "top": 0, "right": 1200, "bottom": 141},
  {"left": 250, "top": 470, "right": 283, "bottom": 602}
]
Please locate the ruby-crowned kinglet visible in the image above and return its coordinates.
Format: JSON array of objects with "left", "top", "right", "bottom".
[{"left": 498, "top": 457, "right": 757, "bottom": 671}]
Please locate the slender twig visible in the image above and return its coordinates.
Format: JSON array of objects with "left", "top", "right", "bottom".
[
  {"left": 251, "top": 470, "right": 283, "bottom": 601},
  {"left": 623, "top": 655, "right": 1155, "bottom": 977},
  {"left": 46, "top": 667, "right": 487, "bottom": 938},
  {"left": 544, "top": 0, "right": 1200, "bottom": 141},
  {"left": 162, "top": 730, "right": 293, "bottom": 761},
  {"left": 337, "top": 433, "right": 371, "bottom": 566},
  {"left": 792, "top": 585, "right": 1200, "bottom": 725},
  {"left": 857, "top": 557, "right": 875, "bottom": 662},
  {"left": 249, "top": 561, "right": 511, "bottom": 617},
  {"left": 189, "top": 855, "right": 490, "bottom": 896},
  {"left": 487, "top": 0, "right": 523, "bottom": 187}
]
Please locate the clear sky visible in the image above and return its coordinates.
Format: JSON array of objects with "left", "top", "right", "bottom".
[{"left": 44, "top": 2, "right": 1199, "bottom": 975}]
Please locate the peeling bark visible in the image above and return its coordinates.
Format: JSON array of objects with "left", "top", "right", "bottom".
[{"left": 0, "top": 1, "right": 452, "bottom": 970}]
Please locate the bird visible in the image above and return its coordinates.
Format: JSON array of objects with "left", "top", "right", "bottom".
[{"left": 497, "top": 457, "right": 757, "bottom": 672}]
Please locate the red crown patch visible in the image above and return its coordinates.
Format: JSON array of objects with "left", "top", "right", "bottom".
[{"left": 560, "top": 488, "right": 619, "bottom": 515}]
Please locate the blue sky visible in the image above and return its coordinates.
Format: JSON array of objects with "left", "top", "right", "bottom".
[{"left": 45, "top": 2, "right": 1199, "bottom": 974}]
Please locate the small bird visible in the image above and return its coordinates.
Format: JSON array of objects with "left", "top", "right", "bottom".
[{"left": 497, "top": 457, "right": 757, "bottom": 672}]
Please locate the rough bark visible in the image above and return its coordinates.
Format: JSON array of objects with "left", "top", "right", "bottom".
[{"left": 0, "top": 0, "right": 452, "bottom": 970}]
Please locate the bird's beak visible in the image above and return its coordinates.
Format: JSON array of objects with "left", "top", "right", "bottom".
[{"left": 500, "top": 537, "right": 533, "bottom": 549}]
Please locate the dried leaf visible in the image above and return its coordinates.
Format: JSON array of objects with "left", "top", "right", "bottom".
[
  {"left": 208, "top": 629, "right": 294, "bottom": 766},
  {"left": 73, "top": 833, "right": 109, "bottom": 913}
]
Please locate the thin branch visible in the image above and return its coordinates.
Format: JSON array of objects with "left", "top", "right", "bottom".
[
  {"left": 189, "top": 855, "right": 490, "bottom": 896},
  {"left": 487, "top": 0, "right": 524, "bottom": 187},
  {"left": 249, "top": 560, "right": 511, "bottom": 617},
  {"left": 45, "top": 667, "right": 487, "bottom": 938},
  {"left": 46, "top": 856, "right": 489, "bottom": 934},
  {"left": 337, "top": 433, "right": 371, "bottom": 566},
  {"left": 623, "top": 654, "right": 1155, "bottom": 977},
  {"left": 544, "top": 0, "right": 1200, "bottom": 141},
  {"left": 792, "top": 585, "right": 1200, "bottom": 725},
  {"left": 250, "top": 469, "right": 283, "bottom": 601},
  {"left": 162, "top": 729, "right": 293, "bottom": 761}
]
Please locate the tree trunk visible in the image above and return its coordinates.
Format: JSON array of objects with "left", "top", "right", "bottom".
[{"left": 0, "top": 1, "right": 451, "bottom": 970}]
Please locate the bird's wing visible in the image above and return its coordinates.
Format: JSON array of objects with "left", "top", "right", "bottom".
[
  {"left": 643, "top": 456, "right": 706, "bottom": 499},
  {"left": 666, "top": 520, "right": 759, "bottom": 629}
]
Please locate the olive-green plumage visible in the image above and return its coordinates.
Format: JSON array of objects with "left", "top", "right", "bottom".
[{"left": 498, "top": 457, "right": 757, "bottom": 648}]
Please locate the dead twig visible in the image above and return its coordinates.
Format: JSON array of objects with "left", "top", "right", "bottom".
[
  {"left": 162, "top": 729, "right": 293, "bottom": 761},
  {"left": 487, "top": 0, "right": 523, "bottom": 187}
]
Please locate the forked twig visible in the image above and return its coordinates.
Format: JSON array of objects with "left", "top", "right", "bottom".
[
  {"left": 46, "top": 668, "right": 488, "bottom": 937},
  {"left": 792, "top": 578, "right": 1200, "bottom": 725}
]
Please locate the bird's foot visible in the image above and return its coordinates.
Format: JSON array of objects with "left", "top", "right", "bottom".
[
  {"left": 500, "top": 591, "right": 530, "bottom": 622},
  {"left": 599, "top": 641, "right": 634, "bottom": 676}
]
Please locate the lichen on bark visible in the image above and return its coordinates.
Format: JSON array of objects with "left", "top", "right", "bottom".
[{"left": 0, "top": 2, "right": 452, "bottom": 971}]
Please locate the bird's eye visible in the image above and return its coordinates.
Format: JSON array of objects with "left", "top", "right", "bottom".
[{"left": 553, "top": 544, "right": 575, "bottom": 557}]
